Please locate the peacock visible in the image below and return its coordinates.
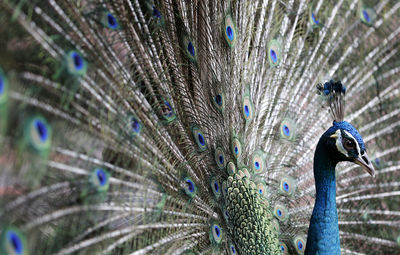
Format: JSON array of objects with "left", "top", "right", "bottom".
[{"left": 0, "top": 0, "right": 399, "bottom": 254}]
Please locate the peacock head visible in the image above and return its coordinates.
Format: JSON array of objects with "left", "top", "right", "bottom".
[{"left": 324, "top": 120, "right": 375, "bottom": 177}]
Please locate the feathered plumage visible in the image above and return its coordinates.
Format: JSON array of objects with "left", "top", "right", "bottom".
[{"left": 0, "top": 0, "right": 399, "bottom": 254}]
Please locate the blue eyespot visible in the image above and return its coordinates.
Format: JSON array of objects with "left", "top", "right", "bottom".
[
  {"left": 229, "top": 242, "right": 237, "bottom": 255},
  {"left": 375, "top": 158, "right": 380, "bottom": 165},
  {"left": 252, "top": 152, "right": 265, "bottom": 174},
  {"left": 210, "top": 177, "right": 221, "bottom": 199},
  {"left": 360, "top": 7, "right": 376, "bottom": 25},
  {"left": 242, "top": 94, "right": 253, "bottom": 122},
  {"left": 282, "top": 125, "right": 290, "bottom": 136},
  {"left": 214, "top": 225, "right": 220, "bottom": 237},
  {"left": 362, "top": 10, "right": 370, "bottom": 23},
  {"left": 96, "top": 168, "right": 107, "bottom": 186},
  {"left": 293, "top": 236, "right": 306, "bottom": 254},
  {"left": 274, "top": 203, "right": 288, "bottom": 221},
  {"left": 232, "top": 137, "right": 242, "bottom": 160},
  {"left": 107, "top": 13, "right": 118, "bottom": 29},
  {"left": 215, "top": 147, "right": 226, "bottom": 169},
  {"left": 27, "top": 116, "right": 52, "bottom": 153},
  {"left": 226, "top": 26, "right": 234, "bottom": 41},
  {"left": 71, "top": 51, "right": 83, "bottom": 71},
  {"left": 224, "top": 15, "right": 237, "bottom": 47},
  {"left": 91, "top": 168, "right": 110, "bottom": 192},
  {"left": 279, "top": 241, "right": 288, "bottom": 255},
  {"left": 66, "top": 51, "right": 87, "bottom": 76},
  {"left": 212, "top": 92, "right": 225, "bottom": 112},
  {"left": 161, "top": 100, "right": 176, "bottom": 122},
  {"left": 210, "top": 223, "right": 223, "bottom": 244},
  {"left": 270, "top": 49, "right": 277, "bottom": 63},
  {"left": 187, "top": 42, "right": 195, "bottom": 57},
  {"left": 129, "top": 116, "right": 141, "bottom": 135},
  {"left": 268, "top": 39, "right": 281, "bottom": 67},
  {"left": 215, "top": 94, "right": 222, "bottom": 106},
  {"left": 245, "top": 105, "right": 250, "bottom": 117},
  {"left": 219, "top": 155, "right": 224, "bottom": 165},
  {"left": 6, "top": 230, "right": 23, "bottom": 254},
  {"left": 226, "top": 161, "right": 236, "bottom": 175},
  {"left": 297, "top": 241, "right": 303, "bottom": 250},
  {"left": 34, "top": 119, "right": 48, "bottom": 142},
  {"left": 198, "top": 134, "right": 205, "bottom": 145},
  {"left": 280, "top": 118, "right": 296, "bottom": 141},
  {"left": 214, "top": 182, "right": 219, "bottom": 192},
  {"left": 192, "top": 126, "right": 207, "bottom": 151},
  {"left": 283, "top": 181, "right": 289, "bottom": 192},
  {"left": 280, "top": 176, "right": 296, "bottom": 196},
  {"left": 183, "top": 177, "right": 197, "bottom": 198},
  {"left": 311, "top": 12, "right": 319, "bottom": 25},
  {"left": 152, "top": 6, "right": 162, "bottom": 19},
  {"left": 186, "top": 179, "right": 195, "bottom": 193},
  {"left": 164, "top": 102, "right": 172, "bottom": 117}
]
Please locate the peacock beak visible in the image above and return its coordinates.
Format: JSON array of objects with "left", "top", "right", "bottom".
[{"left": 354, "top": 153, "right": 375, "bottom": 177}]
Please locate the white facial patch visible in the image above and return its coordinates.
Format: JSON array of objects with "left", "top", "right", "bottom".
[
  {"left": 343, "top": 130, "right": 361, "bottom": 156},
  {"left": 334, "top": 129, "right": 348, "bottom": 157}
]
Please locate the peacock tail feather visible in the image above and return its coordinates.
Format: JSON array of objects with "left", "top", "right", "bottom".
[{"left": 0, "top": 0, "right": 399, "bottom": 254}]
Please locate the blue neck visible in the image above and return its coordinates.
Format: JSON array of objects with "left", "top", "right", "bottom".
[{"left": 305, "top": 138, "right": 341, "bottom": 255}]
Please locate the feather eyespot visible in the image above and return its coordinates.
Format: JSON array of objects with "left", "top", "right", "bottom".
[
  {"left": 183, "top": 177, "right": 197, "bottom": 197},
  {"left": 280, "top": 176, "right": 296, "bottom": 196},
  {"left": 187, "top": 42, "right": 195, "bottom": 56},
  {"left": 215, "top": 147, "right": 226, "bottom": 169},
  {"left": 257, "top": 182, "right": 267, "bottom": 197},
  {"left": 101, "top": 12, "right": 119, "bottom": 29},
  {"left": 280, "top": 118, "right": 296, "bottom": 141},
  {"left": 128, "top": 116, "right": 141, "bottom": 136},
  {"left": 215, "top": 94, "right": 222, "bottom": 105},
  {"left": 311, "top": 12, "right": 319, "bottom": 25},
  {"left": 267, "top": 39, "right": 281, "bottom": 67},
  {"left": 90, "top": 168, "right": 110, "bottom": 192},
  {"left": 293, "top": 236, "right": 306, "bottom": 254},
  {"left": 27, "top": 116, "right": 52, "bottom": 153},
  {"left": 279, "top": 242, "right": 288, "bottom": 255},
  {"left": 252, "top": 151, "right": 265, "bottom": 174},
  {"left": 191, "top": 126, "right": 207, "bottom": 151},
  {"left": 226, "top": 161, "right": 236, "bottom": 175},
  {"left": 223, "top": 15, "right": 237, "bottom": 48},
  {"left": 181, "top": 36, "right": 197, "bottom": 62},
  {"left": 210, "top": 177, "right": 221, "bottom": 199},
  {"left": 160, "top": 100, "right": 176, "bottom": 122},
  {"left": 273, "top": 203, "right": 288, "bottom": 221},
  {"left": 229, "top": 242, "right": 237, "bottom": 254},
  {"left": 212, "top": 91, "right": 225, "bottom": 112},
  {"left": 152, "top": 6, "right": 162, "bottom": 19},
  {"left": 231, "top": 137, "right": 242, "bottom": 160},
  {"left": 2, "top": 227, "right": 26, "bottom": 255},
  {"left": 66, "top": 51, "right": 87, "bottom": 76},
  {"left": 360, "top": 5, "right": 376, "bottom": 26},
  {"left": 242, "top": 94, "right": 254, "bottom": 122},
  {"left": 210, "top": 223, "right": 222, "bottom": 244}
]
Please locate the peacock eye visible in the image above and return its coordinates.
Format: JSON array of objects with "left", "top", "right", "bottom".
[{"left": 343, "top": 138, "right": 355, "bottom": 150}]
